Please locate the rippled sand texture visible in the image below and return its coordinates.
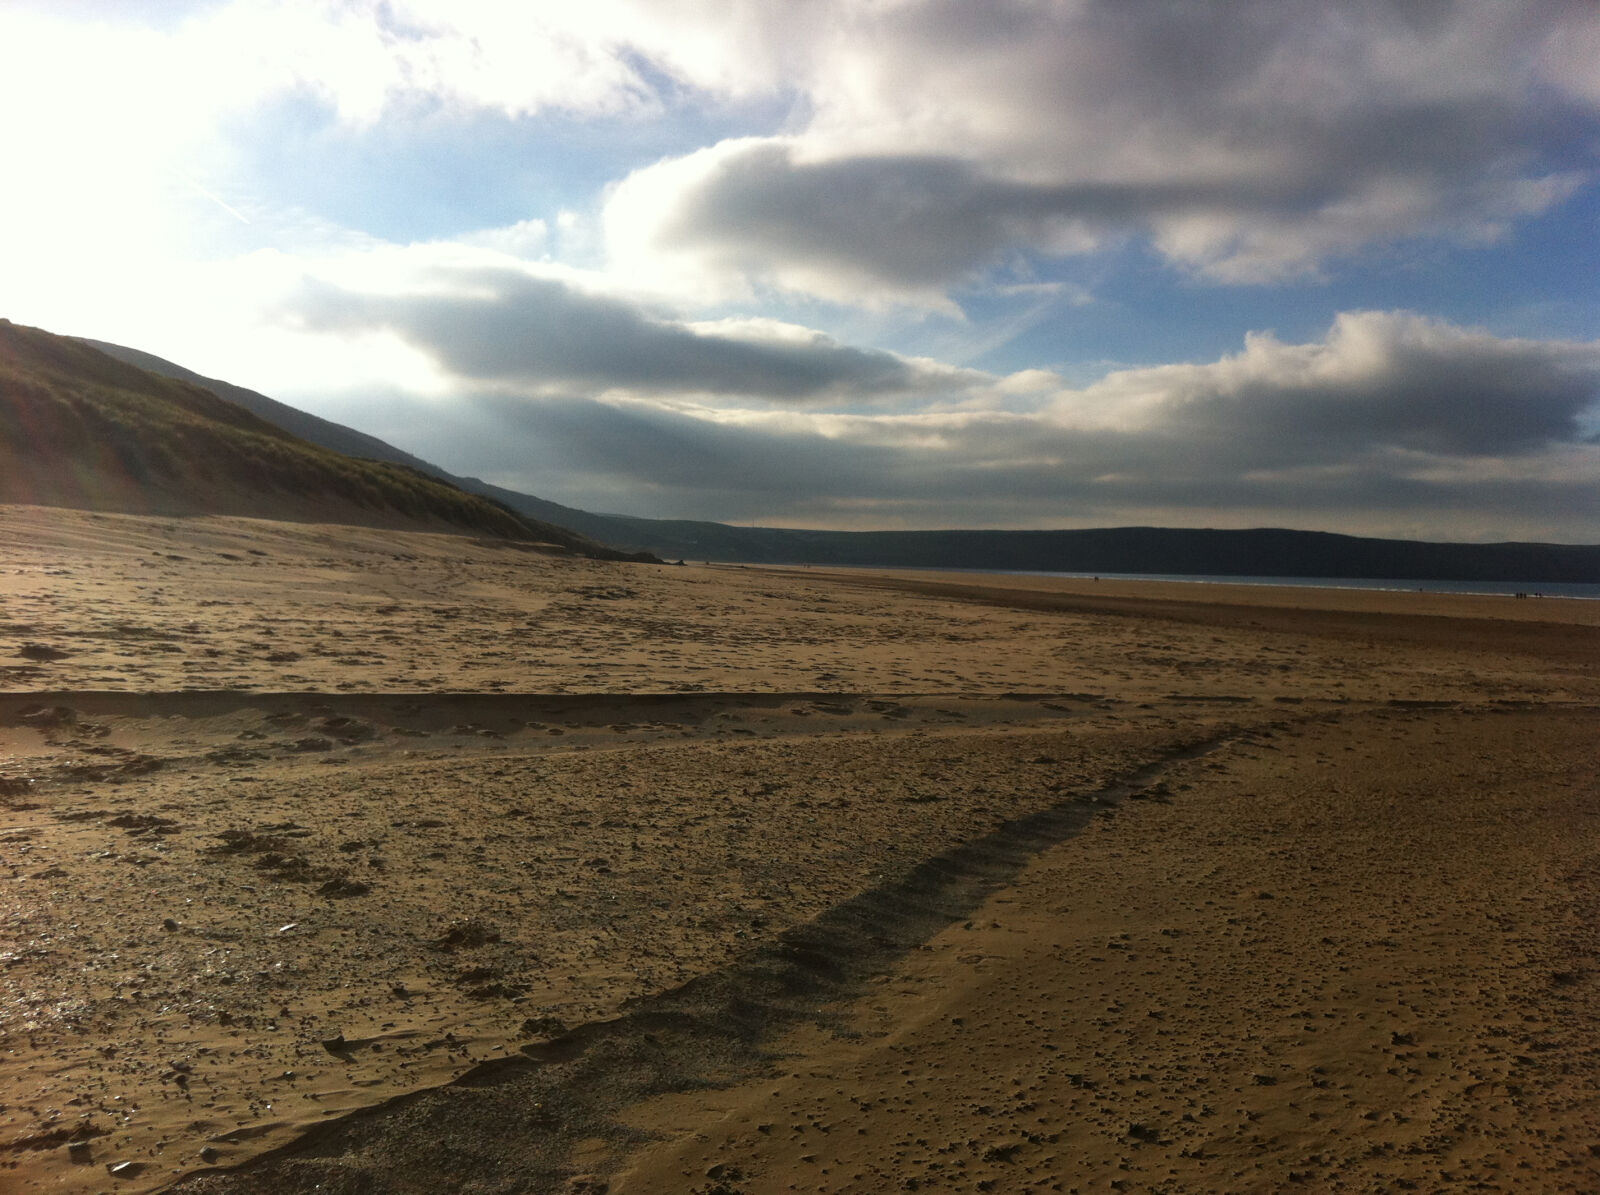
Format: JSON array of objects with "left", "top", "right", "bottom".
[{"left": 1, "top": 504, "right": 1597, "bottom": 1194}]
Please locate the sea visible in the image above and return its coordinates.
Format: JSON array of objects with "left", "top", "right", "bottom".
[{"left": 949, "top": 570, "right": 1600, "bottom": 601}]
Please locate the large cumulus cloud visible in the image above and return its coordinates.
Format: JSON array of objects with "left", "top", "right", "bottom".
[{"left": 605, "top": 0, "right": 1600, "bottom": 301}]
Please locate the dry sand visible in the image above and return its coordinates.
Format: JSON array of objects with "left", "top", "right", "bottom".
[
  {"left": 1, "top": 504, "right": 1596, "bottom": 1193},
  {"left": 616, "top": 708, "right": 1600, "bottom": 1194}
]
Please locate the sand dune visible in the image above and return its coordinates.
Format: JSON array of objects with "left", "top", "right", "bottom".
[{"left": 2, "top": 505, "right": 1597, "bottom": 1193}]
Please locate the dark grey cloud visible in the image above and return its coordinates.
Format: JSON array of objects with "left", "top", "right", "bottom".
[
  {"left": 291, "top": 268, "right": 976, "bottom": 402},
  {"left": 439, "top": 389, "right": 1600, "bottom": 540},
  {"left": 645, "top": 146, "right": 1324, "bottom": 290},
  {"left": 610, "top": 0, "right": 1600, "bottom": 293},
  {"left": 391, "top": 311, "right": 1600, "bottom": 540}
]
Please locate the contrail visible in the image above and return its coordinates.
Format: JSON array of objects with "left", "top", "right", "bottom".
[{"left": 177, "top": 172, "right": 251, "bottom": 224}]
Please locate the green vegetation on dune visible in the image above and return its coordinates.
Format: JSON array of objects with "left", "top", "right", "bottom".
[{"left": 0, "top": 319, "right": 621, "bottom": 552}]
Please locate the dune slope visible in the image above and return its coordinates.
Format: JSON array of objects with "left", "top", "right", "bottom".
[{"left": 0, "top": 320, "right": 604, "bottom": 550}]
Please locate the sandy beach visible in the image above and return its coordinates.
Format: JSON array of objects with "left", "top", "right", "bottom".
[{"left": 2, "top": 505, "right": 1597, "bottom": 1193}]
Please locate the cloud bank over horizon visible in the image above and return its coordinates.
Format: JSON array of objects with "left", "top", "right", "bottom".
[
  {"left": 1, "top": 1, "right": 1597, "bottom": 541},
  {"left": 321, "top": 300, "right": 1600, "bottom": 540}
]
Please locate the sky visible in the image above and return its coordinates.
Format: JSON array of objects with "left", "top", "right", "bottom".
[{"left": 2, "top": 1, "right": 1599, "bottom": 542}]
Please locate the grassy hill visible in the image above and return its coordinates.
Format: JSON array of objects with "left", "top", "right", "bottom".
[{"left": 0, "top": 319, "right": 634, "bottom": 555}]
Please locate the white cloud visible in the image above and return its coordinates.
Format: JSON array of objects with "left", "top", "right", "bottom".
[
  {"left": 601, "top": 0, "right": 1600, "bottom": 302},
  {"left": 7, "top": 1, "right": 1595, "bottom": 313},
  {"left": 452, "top": 219, "right": 549, "bottom": 259}
]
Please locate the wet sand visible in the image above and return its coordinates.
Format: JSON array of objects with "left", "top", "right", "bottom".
[{"left": 1, "top": 505, "right": 1596, "bottom": 1193}]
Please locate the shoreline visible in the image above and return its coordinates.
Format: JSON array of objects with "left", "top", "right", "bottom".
[
  {"left": 749, "top": 562, "right": 1600, "bottom": 624},
  {"left": 743, "top": 560, "right": 1600, "bottom": 602}
]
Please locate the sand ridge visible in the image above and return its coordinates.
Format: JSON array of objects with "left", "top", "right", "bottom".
[
  {"left": 2, "top": 687, "right": 1239, "bottom": 1182},
  {"left": 614, "top": 707, "right": 1600, "bottom": 1193}
]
